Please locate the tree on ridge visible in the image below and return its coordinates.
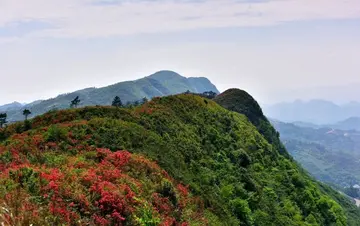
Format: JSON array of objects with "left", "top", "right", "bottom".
[
  {"left": 23, "top": 109, "right": 32, "bottom": 120},
  {"left": 0, "top": 113, "right": 7, "bottom": 128},
  {"left": 70, "top": 96, "right": 81, "bottom": 108},
  {"left": 112, "top": 96, "right": 123, "bottom": 107}
]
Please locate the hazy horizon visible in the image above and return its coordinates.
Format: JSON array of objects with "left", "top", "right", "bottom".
[
  {"left": 2, "top": 72, "right": 360, "bottom": 106},
  {"left": 1, "top": 0, "right": 360, "bottom": 105}
]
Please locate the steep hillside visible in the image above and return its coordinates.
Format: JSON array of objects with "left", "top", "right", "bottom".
[
  {"left": 214, "top": 89, "right": 287, "bottom": 157},
  {"left": 0, "top": 93, "right": 358, "bottom": 225},
  {"left": 3, "top": 70, "right": 219, "bottom": 122},
  {"left": 214, "top": 89, "right": 360, "bottom": 225}
]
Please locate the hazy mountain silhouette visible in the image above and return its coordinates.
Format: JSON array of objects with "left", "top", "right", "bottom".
[
  {"left": 0, "top": 70, "right": 219, "bottom": 122},
  {"left": 330, "top": 117, "right": 360, "bottom": 131},
  {"left": 264, "top": 99, "right": 360, "bottom": 125},
  {"left": 0, "top": 102, "right": 24, "bottom": 112}
]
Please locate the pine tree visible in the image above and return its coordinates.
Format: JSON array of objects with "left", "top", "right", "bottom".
[
  {"left": 112, "top": 96, "right": 123, "bottom": 107},
  {"left": 23, "top": 109, "right": 32, "bottom": 120},
  {"left": 0, "top": 113, "right": 7, "bottom": 128},
  {"left": 70, "top": 96, "right": 81, "bottom": 108}
]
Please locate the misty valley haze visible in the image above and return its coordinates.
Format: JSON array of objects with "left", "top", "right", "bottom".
[{"left": 264, "top": 99, "right": 360, "bottom": 126}]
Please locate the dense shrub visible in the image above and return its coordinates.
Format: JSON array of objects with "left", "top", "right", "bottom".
[{"left": 0, "top": 93, "right": 356, "bottom": 225}]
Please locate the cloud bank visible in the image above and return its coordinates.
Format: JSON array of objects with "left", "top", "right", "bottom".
[{"left": 0, "top": 0, "right": 359, "bottom": 38}]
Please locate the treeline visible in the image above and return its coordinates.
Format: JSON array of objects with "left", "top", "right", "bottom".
[
  {"left": 184, "top": 90, "right": 217, "bottom": 99},
  {"left": 0, "top": 109, "right": 32, "bottom": 128},
  {"left": 0, "top": 91, "right": 217, "bottom": 128}
]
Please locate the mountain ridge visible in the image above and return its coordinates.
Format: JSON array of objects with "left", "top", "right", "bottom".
[
  {"left": 0, "top": 102, "right": 24, "bottom": 112},
  {"left": 1, "top": 70, "right": 219, "bottom": 122},
  {"left": 1, "top": 90, "right": 359, "bottom": 225}
]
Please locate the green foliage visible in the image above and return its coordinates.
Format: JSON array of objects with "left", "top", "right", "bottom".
[
  {"left": 135, "top": 203, "right": 161, "bottom": 226},
  {"left": 305, "top": 214, "right": 319, "bottom": 226},
  {"left": 230, "top": 198, "right": 253, "bottom": 225},
  {"left": 0, "top": 150, "right": 13, "bottom": 164},
  {"left": 42, "top": 152, "right": 68, "bottom": 167},
  {"left": 24, "top": 120, "right": 32, "bottom": 131},
  {"left": 44, "top": 125, "right": 68, "bottom": 142},
  {"left": 229, "top": 149, "right": 252, "bottom": 167},
  {"left": 0, "top": 113, "right": 7, "bottom": 128},
  {"left": 70, "top": 96, "right": 81, "bottom": 108},
  {"left": 317, "top": 197, "right": 347, "bottom": 225},
  {"left": 112, "top": 96, "right": 123, "bottom": 107},
  {"left": 22, "top": 109, "right": 31, "bottom": 120},
  {"left": 319, "top": 183, "right": 360, "bottom": 226},
  {"left": 157, "top": 179, "right": 177, "bottom": 206},
  {"left": 214, "top": 89, "right": 288, "bottom": 157},
  {"left": 0, "top": 92, "right": 357, "bottom": 225},
  {"left": 9, "top": 167, "right": 40, "bottom": 196}
]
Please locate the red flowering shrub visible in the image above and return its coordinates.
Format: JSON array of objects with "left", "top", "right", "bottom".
[
  {"left": 0, "top": 101, "right": 214, "bottom": 225},
  {"left": 0, "top": 132, "right": 206, "bottom": 226},
  {"left": 177, "top": 184, "right": 189, "bottom": 197}
]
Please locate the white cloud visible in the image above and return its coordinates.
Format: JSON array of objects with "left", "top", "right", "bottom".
[
  {"left": 0, "top": 0, "right": 359, "bottom": 38},
  {"left": 0, "top": 37, "right": 20, "bottom": 44}
]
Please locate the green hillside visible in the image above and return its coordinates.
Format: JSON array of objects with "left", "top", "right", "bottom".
[
  {"left": 4, "top": 70, "right": 219, "bottom": 122},
  {"left": 214, "top": 89, "right": 360, "bottom": 225},
  {"left": 214, "top": 89, "right": 287, "bottom": 157},
  {"left": 1, "top": 91, "right": 359, "bottom": 225}
]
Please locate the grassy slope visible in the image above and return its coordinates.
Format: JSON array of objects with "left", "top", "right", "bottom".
[{"left": 0, "top": 93, "right": 356, "bottom": 225}]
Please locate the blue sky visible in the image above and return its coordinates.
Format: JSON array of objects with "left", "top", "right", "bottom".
[{"left": 0, "top": 0, "right": 360, "bottom": 105}]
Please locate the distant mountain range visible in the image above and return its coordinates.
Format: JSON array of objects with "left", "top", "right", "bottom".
[
  {"left": 264, "top": 99, "right": 360, "bottom": 125},
  {"left": 282, "top": 117, "right": 360, "bottom": 132},
  {"left": 0, "top": 102, "right": 24, "bottom": 112},
  {"left": 330, "top": 117, "right": 360, "bottom": 131},
  {"left": 0, "top": 70, "right": 219, "bottom": 122},
  {"left": 265, "top": 83, "right": 360, "bottom": 104}
]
